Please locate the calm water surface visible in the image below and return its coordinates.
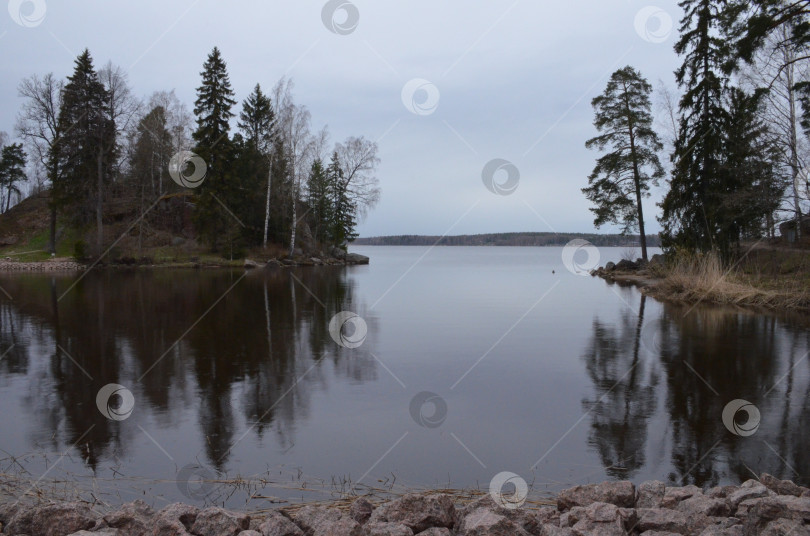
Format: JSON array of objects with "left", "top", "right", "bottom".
[{"left": 0, "top": 246, "right": 808, "bottom": 508}]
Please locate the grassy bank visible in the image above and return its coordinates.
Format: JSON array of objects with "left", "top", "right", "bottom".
[{"left": 604, "top": 244, "right": 810, "bottom": 314}]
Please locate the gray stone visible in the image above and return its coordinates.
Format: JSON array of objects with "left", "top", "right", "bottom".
[
  {"left": 6, "top": 502, "right": 99, "bottom": 536},
  {"left": 661, "top": 485, "right": 703, "bottom": 508},
  {"left": 349, "top": 498, "right": 374, "bottom": 524},
  {"left": 102, "top": 500, "right": 154, "bottom": 536},
  {"left": 417, "top": 529, "right": 452, "bottom": 536},
  {"left": 189, "top": 507, "right": 249, "bottom": 536},
  {"left": 637, "top": 481, "right": 667, "bottom": 508},
  {"left": 361, "top": 521, "right": 413, "bottom": 536},
  {"left": 757, "top": 518, "right": 810, "bottom": 536},
  {"left": 635, "top": 508, "right": 709, "bottom": 535},
  {"left": 294, "top": 506, "right": 362, "bottom": 536},
  {"left": 759, "top": 474, "right": 805, "bottom": 498},
  {"left": 244, "top": 259, "right": 261, "bottom": 269},
  {"left": 675, "top": 495, "right": 732, "bottom": 517},
  {"left": 67, "top": 530, "right": 119, "bottom": 536},
  {"left": 557, "top": 481, "right": 636, "bottom": 511},
  {"left": 367, "top": 494, "right": 454, "bottom": 532},
  {"left": 605, "top": 262, "right": 616, "bottom": 271},
  {"left": 569, "top": 502, "right": 631, "bottom": 536},
  {"left": 344, "top": 253, "right": 370, "bottom": 265},
  {"left": 256, "top": 511, "right": 303, "bottom": 536},
  {"left": 454, "top": 507, "right": 530, "bottom": 536},
  {"left": 239, "top": 532, "right": 263, "bottom": 536},
  {"left": 454, "top": 495, "right": 544, "bottom": 534},
  {"left": 729, "top": 481, "right": 769, "bottom": 510},
  {"left": 152, "top": 503, "right": 198, "bottom": 536}
]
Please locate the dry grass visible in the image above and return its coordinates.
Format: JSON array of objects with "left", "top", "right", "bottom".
[{"left": 647, "top": 251, "right": 810, "bottom": 312}]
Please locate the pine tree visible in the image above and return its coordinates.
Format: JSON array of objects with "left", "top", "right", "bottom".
[
  {"left": 0, "top": 143, "right": 27, "bottom": 212},
  {"left": 584, "top": 66, "right": 664, "bottom": 261},
  {"left": 192, "top": 47, "right": 237, "bottom": 251},
  {"left": 55, "top": 49, "right": 115, "bottom": 252},
  {"left": 661, "top": 0, "right": 734, "bottom": 257}
]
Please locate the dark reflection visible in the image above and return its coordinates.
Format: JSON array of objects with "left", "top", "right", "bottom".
[
  {"left": 582, "top": 295, "right": 659, "bottom": 479},
  {"left": 586, "top": 298, "right": 810, "bottom": 487},
  {"left": 0, "top": 267, "right": 377, "bottom": 471}
]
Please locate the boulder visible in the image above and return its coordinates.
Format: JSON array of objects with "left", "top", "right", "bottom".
[
  {"left": 294, "top": 505, "right": 362, "bottom": 536},
  {"left": 454, "top": 495, "right": 544, "bottom": 535},
  {"left": 368, "top": 494, "right": 454, "bottom": 533},
  {"left": 349, "top": 498, "right": 374, "bottom": 524},
  {"left": 256, "top": 511, "right": 303, "bottom": 536},
  {"left": 604, "top": 261, "right": 616, "bottom": 271},
  {"left": 759, "top": 473, "right": 806, "bottom": 497},
  {"left": 675, "top": 495, "right": 732, "bottom": 517},
  {"left": 637, "top": 480, "right": 667, "bottom": 508},
  {"left": 614, "top": 259, "right": 638, "bottom": 271},
  {"left": 566, "top": 502, "right": 634, "bottom": 536},
  {"left": 454, "top": 507, "right": 530, "bottom": 536},
  {"left": 189, "top": 507, "right": 249, "bottom": 536},
  {"left": 661, "top": 485, "right": 703, "bottom": 508},
  {"left": 244, "top": 259, "right": 262, "bottom": 269},
  {"left": 151, "top": 503, "right": 198, "bottom": 536},
  {"left": 361, "top": 521, "right": 413, "bottom": 536},
  {"left": 5, "top": 502, "right": 99, "bottom": 536},
  {"left": 345, "top": 253, "right": 370, "bottom": 265},
  {"left": 635, "top": 508, "right": 710, "bottom": 535},
  {"left": 415, "top": 529, "right": 452, "bottom": 536},
  {"left": 557, "top": 481, "right": 636, "bottom": 511},
  {"left": 729, "top": 480, "right": 769, "bottom": 510},
  {"left": 102, "top": 500, "right": 154, "bottom": 536}
]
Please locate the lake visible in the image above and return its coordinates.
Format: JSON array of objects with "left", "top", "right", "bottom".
[{"left": 0, "top": 245, "right": 808, "bottom": 509}]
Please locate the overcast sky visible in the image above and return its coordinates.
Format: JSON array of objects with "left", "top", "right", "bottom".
[{"left": 0, "top": 0, "right": 684, "bottom": 237}]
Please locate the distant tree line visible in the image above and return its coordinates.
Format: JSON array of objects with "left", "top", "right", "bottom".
[
  {"left": 354, "top": 233, "right": 662, "bottom": 248},
  {"left": 584, "top": 0, "right": 810, "bottom": 262},
  {"left": 9, "top": 47, "right": 380, "bottom": 257}
]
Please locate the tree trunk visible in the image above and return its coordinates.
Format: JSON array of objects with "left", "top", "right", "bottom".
[
  {"left": 97, "top": 148, "right": 104, "bottom": 256},
  {"left": 48, "top": 203, "right": 56, "bottom": 254},
  {"left": 624, "top": 97, "right": 648, "bottom": 262},
  {"left": 786, "top": 61, "right": 802, "bottom": 242},
  {"left": 263, "top": 160, "right": 272, "bottom": 248}
]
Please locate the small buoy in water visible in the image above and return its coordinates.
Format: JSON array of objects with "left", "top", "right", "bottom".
[{"left": 552, "top": 270, "right": 555, "bottom": 274}]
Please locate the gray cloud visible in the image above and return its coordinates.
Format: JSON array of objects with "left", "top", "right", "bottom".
[{"left": 0, "top": 0, "right": 682, "bottom": 236}]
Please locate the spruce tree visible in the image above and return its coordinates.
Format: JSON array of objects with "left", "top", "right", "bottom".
[
  {"left": 327, "top": 152, "right": 357, "bottom": 248},
  {"left": 584, "top": 66, "right": 664, "bottom": 261},
  {"left": 56, "top": 49, "right": 115, "bottom": 252},
  {"left": 661, "top": 0, "right": 734, "bottom": 256},
  {"left": 238, "top": 84, "right": 275, "bottom": 151},
  {"left": 306, "top": 158, "right": 331, "bottom": 244},
  {"left": 192, "top": 47, "right": 237, "bottom": 251},
  {"left": 0, "top": 143, "right": 27, "bottom": 212}
]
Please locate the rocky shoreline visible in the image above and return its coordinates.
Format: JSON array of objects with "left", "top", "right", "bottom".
[
  {"left": 0, "top": 253, "right": 369, "bottom": 273},
  {"left": 1, "top": 474, "right": 808, "bottom": 535}
]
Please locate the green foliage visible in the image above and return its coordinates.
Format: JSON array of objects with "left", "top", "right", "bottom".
[
  {"left": 191, "top": 47, "right": 238, "bottom": 251},
  {"left": 584, "top": 66, "right": 663, "bottom": 260},
  {"left": 306, "top": 158, "right": 332, "bottom": 244},
  {"left": 0, "top": 143, "right": 27, "bottom": 212},
  {"left": 326, "top": 152, "right": 358, "bottom": 248},
  {"left": 130, "top": 105, "right": 174, "bottom": 196},
  {"left": 54, "top": 49, "right": 116, "bottom": 225}
]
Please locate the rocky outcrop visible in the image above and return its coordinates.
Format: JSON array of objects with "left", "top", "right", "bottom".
[{"left": 1, "top": 474, "right": 809, "bottom": 536}]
